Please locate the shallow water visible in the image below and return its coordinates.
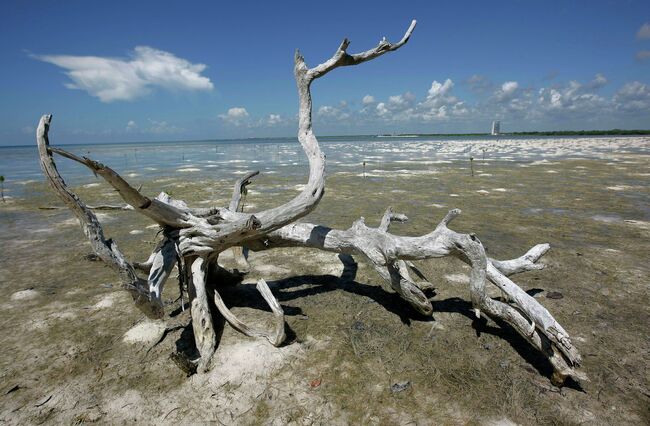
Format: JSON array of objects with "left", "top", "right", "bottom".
[
  {"left": 2, "top": 134, "right": 649, "bottom": 197},
  {"left": 1, "top": 136, "right": 649, "bottom": 424}
]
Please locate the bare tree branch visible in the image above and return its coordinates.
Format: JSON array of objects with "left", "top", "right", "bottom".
[{"left": 229, "top": 171, "right": 259, "bottom": 212}]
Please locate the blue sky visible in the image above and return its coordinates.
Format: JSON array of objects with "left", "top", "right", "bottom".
[{"left": 1, "top": 0, "right": 649, "bottom": 145}]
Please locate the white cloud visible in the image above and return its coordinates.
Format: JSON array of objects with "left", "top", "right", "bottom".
[
  {"left": 266, "top": 114, "right": 283, "bottom": 125},
  {"left": 317, "top": 105, "right": 350, "bottom": 121},
  {"left": 637, "top": 22, "right": 650, "bottom": 40},
  {"left": 35, "top": 46, "right": 213, "bottom": 102},
  {"left": 219, "top": 107, "right": 249, "bottom": 125},
  {"left": 365, "top": 91, "right": 417, "bottom": 122},
  {"left": 495, "top": 81, "right": 519, "bottom": 102},
  {"left": 126, "top": 120, "right": 137, "bottom": 131},
  {"left": 388, "top": 92, "right": 415, "bottom": 107},
  {"left": 536, "top": 79, "right": 607, "bottom": 119},
  {"left": 362, "top": 95, "right": 375, "bottom": 105},
  {"left": 376, "top": 102, "right": 389, "bottom": 117},
  {"left": 343, "top": 75, "right": 650, "bottom": 128},
  {"left": 418, "top": 80, "right": 467, "bottom": 120},
  {"left": 614, "top": 81, "right": 650, "bottom": 112},
  {"left": 484, "top": 81, "right": 535, "bottom": 119},
  {"left": 375, "top": 102, "right": 389, "bottom": 117},
  {"left": 427, "top": 79, "right": 454, "bottom": 98}
]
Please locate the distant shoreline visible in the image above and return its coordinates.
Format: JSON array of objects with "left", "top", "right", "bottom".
[
  {"left": 2, "top": 129, "right": 649, "bottom": 148},
  {"left": 393, "top": 129, "right": 650, "bottom": 137}
]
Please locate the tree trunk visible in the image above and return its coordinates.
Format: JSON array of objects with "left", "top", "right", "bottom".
[{"left": 35, "top": 20, "right": 582, "bottom": 386}]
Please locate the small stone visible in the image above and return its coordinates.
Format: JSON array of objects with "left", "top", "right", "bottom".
[
  {"left": 83, "top": 253, "right": 100, "bottom": 261},
  {"left": 10, "top": 289, "right": 38, "bottom": 301},
  {"left": 390, "top": 381, "right": 411, "bottom": 393},
  {"left": 546, "top": 291, "right": 564, "bottom": 300},
  {"left": 352, "top": 321, "right": 365, "bottom": 331}
]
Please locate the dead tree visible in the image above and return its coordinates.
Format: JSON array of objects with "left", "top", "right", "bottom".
[{"left": 36, "top": 21, "right": 583, "bottom": 385}]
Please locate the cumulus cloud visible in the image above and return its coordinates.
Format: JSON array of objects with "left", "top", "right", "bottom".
[
  {"left": 315, "top": 73, "right": 648, "bottom": 129},
  {"left": 34, "top": 46, "right": 213, "bottom": 102},
  {"left": 427, "top": 79, "right": 454, "bottom": 98},
  {"left": 637, "top": 22, "right": 650, "bottom": 40},
  {"left": 208, "top": 75, "right": 648, "bottom": 133},
  {"left": 364, "top": 91, "right": 415, "bottom": 121},
  {"left": 614, "top": 81, "right": 650, "bottom": 112},
  {"left": 219, "top": 107, "right": 249, "bottom": 125},
  {"left": 537, "top": 79, "right": 606, "bottom": 116},
  {"left": 418, "top": 80, "right": 468, "bottom": 120},
  {"left": 375, "top": 102, "right": 389, "bottom": 117},
  {"left": 362, "top": 95, "right": 375, "bottom": 105},
  {"left": 266, "top": 114, "right": 283, "bottom": 126},
  {"left": 317, "top": 104, "right": 350, "bottom": 121},
  {"left": 495, "top": 81, "right": 519, "bottom": 102}
]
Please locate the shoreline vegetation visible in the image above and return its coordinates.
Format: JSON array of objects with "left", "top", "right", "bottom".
[{"left": 395, "top": 129, "right": 650, "bottom": 137}]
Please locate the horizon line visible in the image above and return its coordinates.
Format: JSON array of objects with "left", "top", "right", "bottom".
[{"left": 2, "top": 128, "right": 650, "bottom": 148}]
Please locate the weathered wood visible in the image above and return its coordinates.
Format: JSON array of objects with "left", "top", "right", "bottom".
[
  {"left": 229, "top": 171, "right": 259, "bottom": 212},
  {"left": 36, "top": 115, "right": 154, "bottom": 315},
  {"left": 39, "top": 204, "right": 134, "bottom": 211},
  {"left": 244, "top": 208, "right": 582, "bottom": 381},
  {"left": 228, "top": 172, "right": 258, "bottom": 271},
  {"left": 189, "top": 257, "right": 216, "bottom": 373},
  {"left": 212, "top": 279, "right": 286, "bottom": 347},
  {"left": 47, "top": 146, "right": 189, "bottom": 227},
  {"left": 35, "top": 21, "right": 583, "bottom": 385}
]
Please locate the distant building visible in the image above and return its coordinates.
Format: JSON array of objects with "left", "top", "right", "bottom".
[{"left": 491, "top": 120, "right": 501, "bottom": 136}]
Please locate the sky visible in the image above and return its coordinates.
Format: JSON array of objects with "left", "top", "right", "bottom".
[{"left": 1, "top": 0, "right": 649, "bottom": 145}]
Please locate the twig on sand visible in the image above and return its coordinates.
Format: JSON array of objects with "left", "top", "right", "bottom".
[
  {"left": 162, "top": 406, "right": 180, "bottom": 420},
  {"left": 34, "top": 395, "right": 52, "bottom": 407}
]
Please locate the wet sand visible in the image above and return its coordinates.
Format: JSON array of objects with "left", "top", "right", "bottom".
[{"left": 0, "top": 137, "right": 649, "bottom": 424}]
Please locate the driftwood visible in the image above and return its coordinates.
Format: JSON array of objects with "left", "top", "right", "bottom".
[{"left": 36, "top": 21, "right": 582, "bottom": 385}]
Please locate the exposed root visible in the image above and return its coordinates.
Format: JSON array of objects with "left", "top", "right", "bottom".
[{"left": 35, "top": 20, "right": 583, "bottom": 385}]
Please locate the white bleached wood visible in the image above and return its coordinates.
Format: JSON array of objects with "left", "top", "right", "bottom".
[
  {"left": 46, "top": 146, "right": 189, "bottom": 227},
  {"left": 229, "top": 171, "right": 259, "bottom": 212},
  {"left": 379, "top": 206, "right": 408, "bottom": 232},
  {"left": 177, "top": 21, "right": 417, "bottom": 256},
  {"left": 489, "top": 244, "right": 550, "bottom": 276},
  {"left": 36, "top": 21, "right": 583, "bottom": 385},
  {"left": 190, "top": 257, "right": 216, "bottom": 373},
  {"left": 146, "top": 233, "right": 180, "bottom": 316},
  {"left": 212, "top": 279, "right": 286, "bottom": 347},
  {"left": 244, "top": 208, "right": 581, "bottom": 382},
  {"left": 37, "top": 115, "right": 161, "bottom": 319}
]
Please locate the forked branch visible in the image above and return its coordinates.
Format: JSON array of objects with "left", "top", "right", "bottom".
[{"left": 36, "top": 20, "right": 583, "bottom": 386}]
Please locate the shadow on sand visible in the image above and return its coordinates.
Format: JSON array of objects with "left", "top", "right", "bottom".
[{"left": 173, "top": 254, "right": 580, "bottom": 389}]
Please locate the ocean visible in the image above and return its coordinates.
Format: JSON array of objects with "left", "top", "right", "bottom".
[{"left": 1, "top": 134, "right": 648, "bottom": 198}]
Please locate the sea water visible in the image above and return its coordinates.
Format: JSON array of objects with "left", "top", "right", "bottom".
[{"left": 1, "top": 134, "right": 649, "bottom": 198}]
